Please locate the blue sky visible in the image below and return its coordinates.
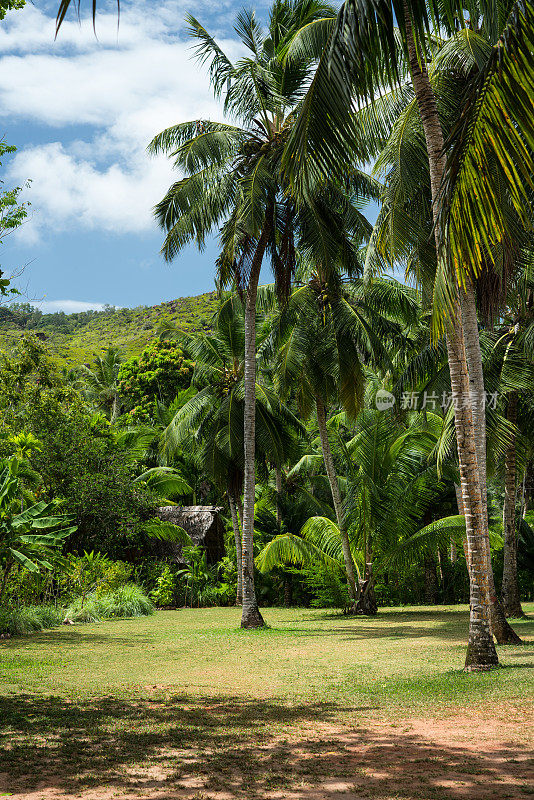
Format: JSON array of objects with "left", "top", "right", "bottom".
[{"left": 0, "top": 0, "right": 374, "bottom": 313}]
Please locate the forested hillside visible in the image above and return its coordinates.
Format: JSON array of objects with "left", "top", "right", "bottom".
[{"left": 0, "top": 292, "right": 219, "bottom": 366}]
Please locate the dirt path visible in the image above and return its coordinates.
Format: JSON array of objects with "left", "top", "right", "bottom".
[{"left": 3, "top": 711, "right": 533, "bottom": 800}]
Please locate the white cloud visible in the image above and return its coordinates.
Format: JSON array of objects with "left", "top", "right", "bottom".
[
  {"left": 37, "top": 299, "right": 107, "bottom": 313},
  {"left": 0, "top": 1, "right": 240, "bottom": 243}
]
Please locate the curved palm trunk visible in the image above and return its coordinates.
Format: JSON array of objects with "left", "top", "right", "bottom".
[
  {"left": 405, "top": 5, "right": 498, "bottom": 669},
  {"left": 228, "top": 490, "right": 243, "bottom": 606},
  {"left": 241, "top": 224, "right": 272, "bottom": 629},
  {"left": 502, "top": 393, "right": 525, "bottom": 617},
  {"left": 461, "top": 288, "right": 522, "bottom": 640},
  {"left": 315, "top": 395, "right": 359, "bottom": 606}
]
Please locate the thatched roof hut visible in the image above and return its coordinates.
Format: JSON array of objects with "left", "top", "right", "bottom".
[{"left": 155, "top": 505, "right": 225, "bottom": 565}]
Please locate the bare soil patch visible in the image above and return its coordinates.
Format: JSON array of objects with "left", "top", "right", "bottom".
[{"left": 2, "top": 702, "right": 532, "bottom": 800}]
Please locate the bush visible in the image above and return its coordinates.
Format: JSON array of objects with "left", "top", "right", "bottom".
[
  {"left": 0, "top": 605, "right": 64, "bottom": 636},
  {"left": 64, "top": 584, "right": 154, "bottom": 623},
  {"left": 60, "top": 552, "right": 134, "bottom": 603},
  {"left": 3, "top": 564, "right": 57, "bottom": 607},
  {"left": 150, "top": 565, "right": 177, "bottom": 606}
]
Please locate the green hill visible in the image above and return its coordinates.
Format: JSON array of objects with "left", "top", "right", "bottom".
[{"left": 0, "top": 292, "right": 220, "bottom": 367}]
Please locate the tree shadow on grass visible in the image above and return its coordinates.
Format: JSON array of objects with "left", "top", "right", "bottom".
[
  {"left": 289, "top": 624, "right": 466, "bottom": 641},
  {"left": 1, "top": 692, "right": 532, "bottom": 799},
  {"left": 1, "top": 630, "right": 158, "bottom": 647}
]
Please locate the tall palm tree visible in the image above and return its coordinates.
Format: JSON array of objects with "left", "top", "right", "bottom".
[
  {"left": 148, "top": 0, "right": 371, "bottom": 627},
  {"left": 271, "top": 273, "right": 418, "bottom": 605},
  {"left": 281, "top": 0, "right": 534, "bottom": 669},
  {"left": 362, "top": 26, "right": 525, "bottom": 643}
]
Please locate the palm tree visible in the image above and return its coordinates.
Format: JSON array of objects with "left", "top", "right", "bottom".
[
  {"left": 362, "top": 25, "right": 525, "bottom": 643},
  {"left": 484, "top": 272, "right": 534, "bottom": 618},
  {"left": 271, "top": 273, "right": 418, "bottom": 605},
  {"left": 281, "top": 0, "right": 534, "bottom": 670},
  {"left": 147, "top": 0, "right": 371, "bottom": 627},
  {"left": 79, "top": 347, "right": 123, "bottom": 422}
]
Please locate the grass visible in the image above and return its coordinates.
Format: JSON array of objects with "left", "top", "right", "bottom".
[{"left": 1, "top": 604, "right": 533, "bottom": 799}]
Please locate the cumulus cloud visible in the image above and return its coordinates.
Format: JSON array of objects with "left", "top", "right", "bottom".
[
  {"left": 0, "top": 0, "right": 241, "bottom": 243},
  {"left": 37, "top": 299, "right": 107, "bottom": 313}
]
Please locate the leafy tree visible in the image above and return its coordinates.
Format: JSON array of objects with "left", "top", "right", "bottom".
[
  {"left": 118, "top": 339, "right": 194, "bottom": 421},
  {"left": 0, "top": 1, "right": 24, "bottom": 20},
  {"left": 22, "top": 395, "right": 156, "bottom": 557},
  {"left": 0, "top": 142, "right": 29, "bottom": 305}
]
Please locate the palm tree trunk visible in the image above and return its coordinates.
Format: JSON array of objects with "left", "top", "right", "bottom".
[
  {"left": 502, "top": 393, "right": 525, "bottom": 618},
  {"left": 111, "top": 394, "right": 121, "bottom": 423},
  {"left": 241, "top": 223, "right": 272, "bottom": 629},
  {"left": 283, "top": 574, "right": 293, "bottom": 606},
  {"left": 424, "top": 554, "right": 439, "bottom": 604},
  {"left": 357, "top": 532, "right": 377, "bottom": 614},
  {"left": 228, "top": 490, "right": 243, "bottom": 606},
  {"left": 460, "top": 286, "right": 522, "bottom": 641},
  {"left": 454, "top": 484, "right": 470, "bottom": 562},
  {"left": 275, "top": 464, "right": 282, "bottom": 527},
  {"left": 315, "top": 395, "right": 359, "bottom": 605},
  {"left": 405, "top": 5, "right": 498, "bottom": 670}
]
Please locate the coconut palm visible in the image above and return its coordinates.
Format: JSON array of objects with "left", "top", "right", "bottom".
[
  {"left": 79, "top": 347, "right": 123, "bottom": 422},
  {"left": 281, "top": 0, "right": 534, "bottom": 669},
  {"left": 361, "top": 24, "right": 527, "bottom": 643},
  {"left": 270, "top": 272, "right": 419, "bottom": 605},
  {"left": 147, "top": 0, "right": 378, "bottom": 627}
]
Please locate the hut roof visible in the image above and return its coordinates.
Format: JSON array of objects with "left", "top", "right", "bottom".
[
  {"left": 155, "top": 506, "right": 225, "bottom": 564},
  {"left": 157, "top": 506, "right": 222, "bottom": 545}
]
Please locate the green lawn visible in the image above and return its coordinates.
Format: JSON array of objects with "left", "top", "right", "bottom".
[{"left": 1, "top": 605, "right": 533, "bottom": 799}]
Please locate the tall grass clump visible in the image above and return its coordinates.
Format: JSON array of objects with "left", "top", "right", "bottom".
[
  {"left": 65, "top": 584, "right": 154, "bottom": 623},
  {"left": 97, "top": 584, "right": 154, "bottom": 618},
  {"left": 0, "top": 605, "right": 64, "bottom": 636}
]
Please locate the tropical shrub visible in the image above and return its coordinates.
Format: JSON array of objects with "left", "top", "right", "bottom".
[
  {"left": 60, "top": 551, "right": 134, "bottom": 604},
  {"left": 0, "top": 457, "right": 75, "bottom": 602},
  {"left": 150, "top": 565, "right": 178, "bottom": 607}
]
